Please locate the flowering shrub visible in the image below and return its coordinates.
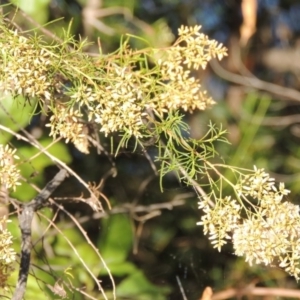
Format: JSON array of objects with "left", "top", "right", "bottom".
[
  {"left": 0, "top": 24, "right": 226, "bottom": 153},
  {"left": 0, "top": 18, "right": 300, "bottom": 297}
]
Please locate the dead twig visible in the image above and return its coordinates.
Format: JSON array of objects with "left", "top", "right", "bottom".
[
  {"left": 210, "top": 59, "right": 300, "bottom": 102},
  {"left": 12, "top": 169, "right": 68, "bottom": 300},
  {"left": 200, "top": 284, "right": 300, "bottom": 300}
]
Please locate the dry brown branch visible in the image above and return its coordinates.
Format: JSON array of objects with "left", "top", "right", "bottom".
[
  {"left": 14, "top": 172, "right": 117, "bottom": 299},
  {"left": 239, "top": 110, "right": 300, "bottom": 128},
  {"left": 213, "top": 286, "right": 300, "bottom": 299},
  {"left": 262, "top": 47, "right": 300, "bottom": 73},
  {"left": 88, "top": 193, "right": 192, "bottom": 221},
  {"left": 12, "top": 169, "right": 68, "bottom": 300},
  {"left": 200, "top": 284, "right": 300, "bottom": 300},
  {"left": 53, "top": 193, "right": 192, "bottom": 230},
  {"left": 210, "top": 59, "right": 300, "bottom": 102},
  {"left": 0, "top": 123, "right": 104, "bottom": 212},
  {"left": 260, "top": 114, "right": 300, "bottom": 127}
]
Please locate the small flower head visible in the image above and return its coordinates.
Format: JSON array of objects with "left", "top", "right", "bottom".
[
  {"left": 47, "top": 105, "right": 90, "bottom": 154},
  {"left": 0, "top": 25, "right": 227, "bottom": 151},
  {"left": 197, "top": 196, "right": 241, "bottom": 251},
  {"left": 0, "top": 29, "right": 53, "bottom": 100},
  {"left": 197, "top": 166, "right": 300, "bottom": 280},
  {"left": 0, "top": 217, "right": 16, "bottom": 289},
  {"left": 0, "top": 145, "right": 21, "bottom": 191}
]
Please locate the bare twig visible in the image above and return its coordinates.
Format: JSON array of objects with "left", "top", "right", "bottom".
[
  {"left": 176, "top": 275, "right": 188, "bottom": 300},
  {"left": 0, "top": 123, "right": 103, "bottom": 212},
  {"left": 48, "top": 200, "right": 116, "bottom": 300},
  {"left": 40, "top": 212, "right": 111, "bottom": 300},
  {"left": 211, "top": 285, "right": 300, "bottom": 299},
  {"left": 79, "top": 193, "right": 192, "bottom": 223},
  {"left": 259, "top": 114, "right": 300, "bottom": 127},
  {"left": 210, "top": 59, "right": 300, "bottom": 102},
  {"left": 12, "top": 169, "right": 68, "bottom": 300},
  {"left": 12, "top": 178, "right": 116, "bottom": 299}
]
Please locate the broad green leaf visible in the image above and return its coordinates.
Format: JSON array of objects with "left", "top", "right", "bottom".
[
  {"left": 116, "top": 270, "right": 170, "bottom": 300},
  {"left": 0, "top": 95, "right": 35, "bottom": 145},
  {"left": 10, "top": 0, "right": 50, "bottom": 24},
  {"left": 18, "top": 138, "right": 72, "bottom": 174},
  {"left": 12, "top": 138, "right": 71, "bottom": 201},
  {"left": 98, "top": 214, "right": 133, "bottom": 264},
  {"left": 100, "top": 261, "right": 137, "bottom": 276}
]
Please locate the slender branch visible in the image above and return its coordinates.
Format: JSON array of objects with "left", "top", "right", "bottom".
[
  {"left": 12, "top": 169, "right": 68, "bottom": 300},
  {"left": 176, "top": 275, "right": 188, "bottom": 300},
  {"left": 54, "top": 193, "right": 192, "bottom": 225},
  {"left": 259, "top": 114, "right": 300, "bottom": 127},
  {"left": 210, "top": 59, "right": 300, "bottom": 102},
  {"left": 40, "top": 212, "right": 108, "bottom": 300},
  {"left": 210, "top": 285, "right": 300, "bottom": 299},
  {"left": 0, "top": 123, "right": 102, "bottom": 212},
  {"left": 47, "top": 201, "right": 116, "bottom": 300}
]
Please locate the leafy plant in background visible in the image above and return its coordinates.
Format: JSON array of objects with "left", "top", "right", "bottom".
[{"left": 0, "top": 6, "right": 300, "bottom": 300}]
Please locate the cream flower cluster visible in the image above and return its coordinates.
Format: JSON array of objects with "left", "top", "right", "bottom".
[
  {"left": 198, "top": 167, "right": 300, "bottom": 279},
  {"left": 156, "top": 25, "right": 226, "bottom": 112},
  {"left": 0, "top": 29, "right": 52, "bottom": 100},
  {"left": 47, "top": 105, "right": 90, "bottom": 154},
  {"left": 0, "top": 145, "right": 21, "bottom": 191},
  {"left": 0, "top": 24, "right": 227, "bottom": 153},
  {"left": 0, "top": 217, "right": 16, "bottom": 289}
]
